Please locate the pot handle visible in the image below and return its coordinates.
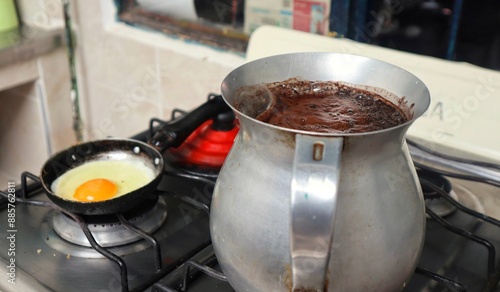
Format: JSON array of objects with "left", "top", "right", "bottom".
[
  {"left": 291, "top": 134, "right": 343, "bottom": 292},
  {"left": 149, "top": 95, "right": 230, "bottom": 152}
]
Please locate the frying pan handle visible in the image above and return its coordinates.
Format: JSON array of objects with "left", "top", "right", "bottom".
[
  {"left": 149, "top": 95, "right": 231, "bottom": 152},
  {"left": 290, "top": 134, "right": 343, "bottom": 291}
]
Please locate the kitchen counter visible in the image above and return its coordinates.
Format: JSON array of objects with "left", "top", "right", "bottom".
[
  {"left": 0, "top": 25, "right": 63, "bottom": 67},
  {"left": 0, "top": 26, "right": 63, "bottom": 92}
]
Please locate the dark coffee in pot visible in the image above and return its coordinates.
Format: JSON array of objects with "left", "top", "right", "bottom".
[{"left": 234, "top": 78, "right": 408, "bottom": 134}]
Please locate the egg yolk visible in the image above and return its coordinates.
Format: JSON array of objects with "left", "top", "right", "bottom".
[{"left": 73, "top": 179, "right": 118, "bottom": 202}]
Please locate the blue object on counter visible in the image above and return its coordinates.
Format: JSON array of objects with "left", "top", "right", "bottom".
[
  {"left": 446, "top": 0, "right": 464, "bottom": 60},
  {"left": 330, "top": 0, "right": 350, "bottom": 36}
]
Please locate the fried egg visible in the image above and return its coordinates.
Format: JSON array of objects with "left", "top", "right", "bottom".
[{"left": 51, "top": 160, "right": 155, "bottom": 202}]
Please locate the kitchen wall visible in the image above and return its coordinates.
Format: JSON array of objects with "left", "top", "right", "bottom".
[
  {"left": 72, "top": 0, "right": 245, "bottom": 140},
  {"left": 0, "top": 0, "right": 74, "bottom": 186},
  {"left": 0, "top": 0, "right": 245, "bottom": 186}
]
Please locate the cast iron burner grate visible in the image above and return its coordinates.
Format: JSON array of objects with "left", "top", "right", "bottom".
[
  {"left": 419, "top": 168, "right": 460, "bottom": 217},
  {"left": 0, "top": 169, "right": 214, "bottom": 292},
  {"left": 51, "top": 195, "right": 168, "bottom": 247},
  {"left": 419, "top": 169, "right": 453, "bottom": 200},
  {"left": 418, "top": 176, "right": 500, "bottom": 291}
]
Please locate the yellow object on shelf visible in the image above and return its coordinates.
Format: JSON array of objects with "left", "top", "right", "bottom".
[{"left": 0, "top": 0, "right": 19, "bottom": 33}]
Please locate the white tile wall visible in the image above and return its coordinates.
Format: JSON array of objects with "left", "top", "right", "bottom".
[
  {"left": 157, "top": 47, "right": 236, "bottom": 115},
  {"left": 0, "top": 2, "right": 74, "bottom": 186},
  {"left": 16, "top": 0, "right": 63, "bottom": 29},
  {"left": 84, "top": 82, "right": 161, "bottom": 140},
  {"left": 0, "top": 82, "right": 49, "bottom": 186},
  {"left": 0, "top": 59, "right": 38, "bottom": 91},
  {"left": 37, "top": 48, "right": 76, "bottom": 152},
  {"left": 73, "top": 0, "right": 245, "bottom": 139}
]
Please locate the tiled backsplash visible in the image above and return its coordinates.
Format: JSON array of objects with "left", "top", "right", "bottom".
[
  {"left": 0, "top": 0, "right": 245, "bottom": 187},
  {"left": 0, "top": 46, "right": 76, "bottom": 187},
  {"left": 0, "top": 0, "right": 76, "bottom": 187},
  {"left": 0, "top": 82, "right": 48, "bottom": 186},
  {"left": 73, "top": 0, "right": 245, "bottom": 140},
  {"left": 16, "top": 0, "right": 63, "bottom": 29}
]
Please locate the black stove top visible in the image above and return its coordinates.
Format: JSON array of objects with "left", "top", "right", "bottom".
[
  {"left": 0, "top": 166, "right": 214, "bottom": 292},
  {"left": 1, "top": 107, "right": 500, "bottom": 292}
]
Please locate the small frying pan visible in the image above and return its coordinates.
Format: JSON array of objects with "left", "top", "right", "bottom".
[
  {"left": 41, "top": 139, "right": 164, "bottom": 215},
  {"left": 41, "top": 95, "right": 230, "bottom": 215}
]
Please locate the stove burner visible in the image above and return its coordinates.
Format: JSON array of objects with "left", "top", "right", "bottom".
[
  {"left": 425, "top": 189, "right": 459, "bottom": 217},
  {"left": 418, "top": 169, "right": 458, "bottom": 217},
  {"left": 418, "top": 169, "right": 485, "bottom": 218},
  {"left": 418, "top": 169, "right": 452, "bottom": 200},
  {"left": 51, "top": 196, "right": 167, "bottom": 247}
]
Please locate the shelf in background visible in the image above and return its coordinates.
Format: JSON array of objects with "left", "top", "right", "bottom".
[{"left": 0, "top": 25, "right": 63, "bottom": 68}]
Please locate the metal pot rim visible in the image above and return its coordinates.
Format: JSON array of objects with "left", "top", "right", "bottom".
[{"left": 221, "top": 52, "right": 431, "bottom": 137}]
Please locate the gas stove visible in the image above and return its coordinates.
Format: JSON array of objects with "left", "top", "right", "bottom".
[{"left": 1, "top": 95, "right": 500, "bottom": 292}]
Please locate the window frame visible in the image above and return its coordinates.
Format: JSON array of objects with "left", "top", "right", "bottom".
[{"left": 118, "top": 0, "right": 249, "bottom": 53}]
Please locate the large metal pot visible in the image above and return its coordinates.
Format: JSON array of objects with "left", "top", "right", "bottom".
[{"left": 210, "top": 52, "right": 431, "bottom": 291}]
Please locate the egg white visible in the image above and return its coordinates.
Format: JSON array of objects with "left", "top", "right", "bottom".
[{"left": 51, "top": 159, "right": 156, "bottom": 202}]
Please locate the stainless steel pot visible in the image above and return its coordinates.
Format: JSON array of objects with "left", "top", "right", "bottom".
[{"left": 211, "top": 52, "right": 431, "bottom": 291}]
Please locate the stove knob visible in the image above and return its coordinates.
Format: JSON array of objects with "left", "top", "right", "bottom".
[{"left": 211, "top": 111, "right": 236, "bottom": 131}]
